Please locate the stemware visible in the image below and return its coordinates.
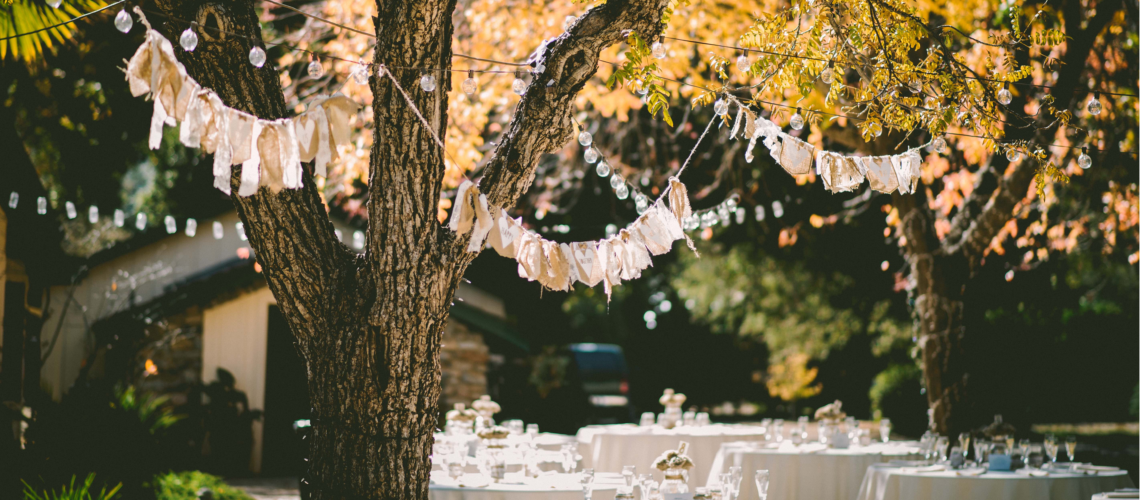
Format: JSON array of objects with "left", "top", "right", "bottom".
[
  {"left": 730, "top": 466, "right": 743, "bottom": 500},
  {"left": 718, "top": 473, "right": 734, "bottom": 500},
  {"left": 640, "top": 412, "right": 657, "bottom": 427},
  {"left": 1018, "top": 439, "right": 1032, "bottom": 467},
  {"left": 696, "top": 412, "right": 711, "bottom": 426},
  {"left": 972, "top": 440, "right": 989, "bottom": 464},
  {"left": 958, "top": 433, "right": 972, "bottom": 461},
  {"left": 527, "top": 423, "right": 540, "bottom": 440},
  {"left": 879, "top": 418, "right": 892, "bottom": 444},
  {"left": 754, "top": 470, "right": 770, "bottom": 500},
  {"left": 637, "top": 474, "right": 652, "bottom": 499},
  {"left": 581, "top": 469, "right": 596, "bottom": 500},
  {"left": 935, "top": 436, "right": 950, "bottom": 462},
  {"left": 622, "top": 465, "right": 637, "bottom": 489},
  {"left": 1065, "top": 436, "right": 1077, "bottom": 464},
  {"left": 1043, "top": 435, "right": 1059, "bottom": 466}
]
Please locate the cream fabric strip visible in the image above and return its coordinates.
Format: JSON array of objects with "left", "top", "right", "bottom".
[
  {"left": 238, "top": 120, "right": 263, "bottom": 197},
  {"left": 863, "top": 155, "right": 900, "bottom": 193},
  {"left": 466, "top": 193, "right": 494, "bottom": 253}
]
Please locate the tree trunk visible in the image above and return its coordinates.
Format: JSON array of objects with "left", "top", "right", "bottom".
[{"left": 150, "top": 0, "right": 670, "bottom": 497}]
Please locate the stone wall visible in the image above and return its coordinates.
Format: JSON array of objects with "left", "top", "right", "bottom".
[{"left": 439, "top": 319, "right": 489, "bottom": 410}]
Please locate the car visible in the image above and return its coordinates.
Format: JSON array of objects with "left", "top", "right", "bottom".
[{"left": 568, "top": 343, "right": 633, "bottom": 424}]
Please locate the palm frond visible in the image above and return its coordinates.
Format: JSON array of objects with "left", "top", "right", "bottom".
[{"left": 0, "top": 0, "right": 108, "bottom": 64}]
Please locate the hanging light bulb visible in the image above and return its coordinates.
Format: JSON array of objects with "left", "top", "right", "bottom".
[
  {"left": 249, "top": 46, "right": 267, "bottom": 68},
  {"left": 7, "top": 192, "right": 17, "bottom": 209},
  {"left": 113, "top": 209, "right": 125, "bottom": 227},
  {"left": 462, "top": 71, "right": 477, "bottom": 95},
  {"left": 1078, "top": 147, "right": 1092, "bottom": 169},
  {"left": 713, "top": 98, "right": 729, "bottom": 117},
  {"left": 512, "top": 72, "right": 527, "bottom": 95},
  {"left": 790, "top": 108, "right": 805, "bottom": 130},
  {"left": 308, "top": 56, "right": 324, "bottom": 79},
  {"left": 352, "top": 62, "right": 369, "bottom": 85},
  {"left": 923, "top": 95, "right": 937, "bottom": 109},
  {"left": 867, "top": 120, "right": 883, "bottom": 138},
  {"left": 578, "top": 130, "right": 593, "bottom": 147},
  {"left": 930, "top": 136, "right": 946, "bottom": 152},
  {"left": 736, "top": 50, "right": 750, "bottom": 74},
  {"left": 635, "top": 194, "right": 649, "bottom": 214},
  {"left": 725, "top": 195, "right": 738, "bottom": 212},
  {"left": 652, "top": 41, "right": 667, "bottom": 59},
  {"left": 584, "top": 148, "right": 599, "bottom": 164},
  {"left": 1006, "top": 148, "right": 1020, "bottom": 162},
  {"left": 114, "top": 9, "right": 133, "bottom": 33},
  {"left": 820, "top": 61, "right": 834, "bottom": 85},
  {"left": 135, "top": 213, "right": 147, "bottom": 231},
  {"left": 47, "top": 0, "right": 62, "bottom": 8},
  {"left": 65, "top": 202, "right": 77, "bottom": 219},
  {"left": 610, "top": 174, "right": 625, "bottom": 190},
  {"left": 636, "top": 80, "right": 648, "bottom": 96},
  {"left": 420, "top": 73, "right": 436, "bottom": 92},
  {"left": 212, "top": 221, "right": 224, "bottom": 239},
  {"left": 754, "top": 205, "right": 766, "bottom": 221},
  {"left": 180, "top": 23, "right": 199, "bottom": 52},
  {"left": 615, "top": 184, "right": 629, "bottom": 200},
  {"left": 997, "top": 83, "right": 1012, "bottom": 105},
  {"left": 88, "top": 205, "right": 99, "bottom": 223},
  {"left": 1087, "top": 93, "right": 1102, "bottom": 116},
  {"left": 37, "top": 197, "right": 47, "bottom": 215},
  {"left": 165, "top": 215, "right": 177, "bottom": 234},
  {"left": 596, "top": 161, "right": 611, "bottom": 177},
  {"left": 185, "top": 218, "right": 198, "bottom": 237},
  {"left": 562, "top": 15, "right": 576, "bottom": 31}
]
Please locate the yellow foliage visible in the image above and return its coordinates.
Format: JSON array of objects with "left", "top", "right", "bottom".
[{"left": 766, "top": 353, "right": 822, "bottom": 402}]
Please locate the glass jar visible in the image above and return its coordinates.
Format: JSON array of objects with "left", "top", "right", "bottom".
[{"left": 660, "top": 467, "right": 689, "bottom": 494}]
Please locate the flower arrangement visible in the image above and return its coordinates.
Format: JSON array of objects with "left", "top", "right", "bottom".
[
  {"left": 652, "top": 441, "right": 695, "bottom": 471},
  {"left": 814, "top": 400, "right": 846, "bottom": 421}
]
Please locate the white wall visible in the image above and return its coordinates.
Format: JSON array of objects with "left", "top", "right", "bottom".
[{"left": 201, "top": 286, "right": 275, "bottom": 474}]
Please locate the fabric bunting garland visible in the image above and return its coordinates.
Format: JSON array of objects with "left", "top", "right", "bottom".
[
  {"left": 123, "top": 19, "right": 359, "bottom": 196},
  {"left": 734, "top": 103, "right": 925, "bottom": 195},
  {"left": 448, "top": 178, "right": 694, "bottom": 300}
]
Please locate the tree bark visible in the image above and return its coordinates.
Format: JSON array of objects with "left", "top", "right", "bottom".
[
  {"left": 895, "top": 0, "right": 1123, "bottom": 434},
  {"left": 150, "top": 0, "right": 670, "bottom": 497}
]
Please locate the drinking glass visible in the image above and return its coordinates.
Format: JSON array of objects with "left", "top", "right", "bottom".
[
  {"left": 718, "top": 473, "right": 734, "bottom": 499},
  {"left": 818, "top": 422, "right": 830, "bottom": 445},
  {"left": 730, "top": 466, "right": 743, "bottom": 500},
  {"left": 683, "top": 411, "right": 697, "bottom": 427},
  {"left": 561, "top": 443, "right": 578, "bottom": 473},
  {"left": 622, "top": 465, "right": 637, "bottom": 489},
  {"left": 1017, "top": 439, "right": 1031, "bottom": 467},
  {"left": 581, "top": 468, "right": 595, "bottom": 500},
  {"left": 697, "top": 412, "right": 711, "bottom": 426},
  {"left": 754, "top": 470, "right": 770, "bottom": 500},
  {"left": 637, "top": 474, "right": 652, "bottom": 498},
  {"left": 1043, "top": 435, "right": 1058, "bottom": 466},
  {"left": 640, "top": 412, "right": 657, "bottom": 427},
  {"left": 527, "top": 423, "right": 540, "bottom": 440},
  {"left": 972, "top": 440, "right": 989, "bottom": 464},
  {"left": 1065, "top": 436, "right": 1077, "bottom": 464},
  {"left": 879, "top": 418, "right": 892, "bottom": 444},
  {"left": 935, "top": 436, "right": 950, "bottom": 462},
  {"left": 958, "top": 433, "right": 972, "bottom": 461},
  {"left": 773, "top": 419, "right": 785, "bottom": 443},
  {"left": 505, "top": 419, "right": 524, "bottom": 435}
]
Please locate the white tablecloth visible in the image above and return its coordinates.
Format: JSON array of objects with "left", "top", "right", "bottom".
[
  {"left": 429, "top": 471, "right": 621, "bottom": 500},
  {"left": 705, "top": 441, "right": 922, "bottom": 500},
  {"left": 576, "top": 424, "right": 768, "bottom": 486},
  {"left": 857, "top": 464, "right": 1135, "bottom": 500},
  {"left": 1092, "top": 489, "right": 1140, "bottom": 500}
]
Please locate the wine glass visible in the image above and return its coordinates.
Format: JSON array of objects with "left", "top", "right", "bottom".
[
  {"left": 1043, "top": 435, "right": 1059, "bottom": 467},
  {"left": 1018, "top": 439, "right": 1032, "bottom": 467},
  {"left": 637, "top": 474, "right": 652, "bottom": 498},
  {"left": 879, "top": 418, "right": 892, "bottom": 444},
  {"left": 719, "top": 473, "right": 734, "bottom": 500},
  {"left": 754, "top": 470, "right": 770, "bottom": 500},
  {"left": 581, "top": 469, "right": 595, "bottom": 500},
  {"left": 1065, "top": 436, "right": 1077, "bottom": 464},
  {"left": 527, "top": 423, "right": 540, "bottom": 440},
  {"left": 622, "top": 465, "right": 637, "bottom": 489},
  {"left": 958, "top": 433, "right": 972, "bottom": 462},
  {"left": 730, "top": 466, "right": 743, "bottom": 500},
  {"left": 640, "top": 412, "right": 657, "bottom": 427},
  {"left": 935, "top": 436, "right": 950, "bottom": 462},
  {"left": 972, "top": 440, "right": 989, "bottom": 464}
]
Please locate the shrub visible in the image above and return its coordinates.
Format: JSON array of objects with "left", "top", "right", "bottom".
[
  {"left": 23, "top": 474, "right": 121, "bottom": 500},
  {"left": 153, "top": 471, "right": 252, "bottom": 500}
]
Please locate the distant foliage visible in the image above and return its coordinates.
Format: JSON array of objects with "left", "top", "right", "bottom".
[
  {"left": 22, "top": 474, "right": 120, "bottom": 500},
  {"left": 152, "top": 471, "right": 253, "bottom": 500}
]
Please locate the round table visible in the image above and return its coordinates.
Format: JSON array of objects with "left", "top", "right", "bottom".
[
  {"left": 1092, "top": 489, "right": 1139, "bottom": 500},
  {"left": 705, "top": 441, "right": 922, "bottom": 500},
  {"left": 429, "top": 471, "right": 622, "bottom": 500},
  {"left": 857, "top": 463, "right": 1135, "bottom": 500},
  {"left": 576, "top": 424, "right": 768, "bottom": 486}
]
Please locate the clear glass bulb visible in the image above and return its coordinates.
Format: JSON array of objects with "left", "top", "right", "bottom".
[
  {"left": 610, "top": 174, "right": 624, "bottom": 190},
  {"left": 924, "top": 96, "right": 937, "bottom": 109},
  {"left": 47, "top": 0, "right": 61, "bottom": 8},
  {"left": 114, "top": 9, "right": 133, "bottom": 33},
  {"left": 578, "top": 131, "right": 593, "bottom": 147},
  {"left": 308, "top": 60, "right": 323, "bottom": 78},
  {"left": 725, "top": 196, "right": 737, "bottom": 211},
  {"left": 821, "top": 66, "right": 833, "bottom": 84},
  {"left": 180, "top": 27, "right": 198, "bottom": 52},
  {"left": 165, "top": 215, "right": 177, "bottom": 234},
  {"left": 37, "top": 196, "right": 47, "bottom": 215},
  {"left": 7, "top": 192, "right": 16, "bottom": 209},
  {"left": 930, "top": 136, "right": 946, "bottom": 152},
  {"left": 1078, "top": 152, "right": 1092, "bottom": 169},
  {"left": 997, "top": 88, "right": 1012, "bottom": 105},
  {"left": 615, "top": 184, "right": 629, "bottom": 200},
  {"left": 790, "top": 113, "right": 804, "bottom": 130},
  {"left": 88, "top": 205, "right": 99, "bottom": 223},
  {"left": 135, "top": 213, "right": 147, "bottom": 231},
  {"left": 652, "top": 42, "right": 666, "bottom": 59},
  {"left": 563, "top": 15, "right": 576, "bottom": 30},
  {"left": 65, "top": 201, "right": 77, "bottom": 219},
  {"left": 867, "top": 121, "right": 883, "bottom": 137},
  {"left": 635, "top": 194, "right": 649, "bottom": 214},
  {"left": 1006, "top": 149, "right": 1019, "bottom": 162},
  {"left": 736, "top": 54, "right": 750, "bottom": 73},
  {"left": 1087, "top": 97, "right": 1102, "bottom": 116},
  {"left": 213, "top": 221, "right": 224, "bottom": 239},
  {"left": 249, "top": 46, "right": 267, "bottom": 68},
  {"left": 113, "top": 209, "right": 124, "bottom": 227},
  {"left": 713, "top": 99, "right": 729, "bottom": 117},
  {"left": 420, "top": 74, "right": 436, "bottom": 92},
  {"left": 596, "top": 161, "right": 611, "bottom": 177},
  {"left": 584, "top": 148, "right": 599, "bottom": 164},
  {"left": 512, "top": 78, "right": 526, "bottom": 95},
  {"left": 636, "top": 80, "right": 648, "bottom": 96},
  {"left": 462, "top": 76, "right": 477, "bottom": 94},
  {"left": 352, "top": 64, "right": 369, "bottom": 85},
  {"left": 185, "top": 218, "right": 198, "bottom": 237}
]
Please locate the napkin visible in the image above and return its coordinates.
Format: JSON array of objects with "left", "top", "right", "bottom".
[
  {"left": 955, "top": 468, "right": 986, "bottom": 476},
  {"left": 1016, "top": 468, "right": 1049, "bottom": 477},
  {"left": 1103, "top": 493, "right": 1140, "bottom": 499},
  {"left": 901, "top": 465, "right": 946, "bottom": 474},
  {"left": 1078, "top": 465, "right": 1122, "bottom": 473}
]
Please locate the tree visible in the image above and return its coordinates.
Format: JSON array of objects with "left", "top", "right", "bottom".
[{"left": 136, "top": 0, "right": 674, "bottom": 497}]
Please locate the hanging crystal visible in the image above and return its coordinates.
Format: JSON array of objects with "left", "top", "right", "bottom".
[
  {"left": 308, "top": 58, "right": 324, "bottom": 79},
  {"left": 37, "top": 197, "right": 47, "bottom": 215},
  {"left": 212, "top": 221, "right": 224, "bottom": 239},
  {"left": 651, "top": 41, "right": 666, "bottom": 59},
  {"left": 635, "top": 194, "right": 649, "bottom": 214},
  {"left": 420, "top": 74, "right": 436, "bottom": 92},
  {"left": 578, "top": 130, "right": 593, "bottom": 147},
  {"left": 636, "top": 80, "right": 648, "bottom": 96},
  {"left": 1077, "top": 147, "right": 1092, "bottom": 169},
  {"left": 135, "top": 213, "right": 147, "bottom": 231},
  {"left": 114, "top": 9, "right": 133, "bottom": 33},
  {"left": 462, "top": 72, "right": 477, "bottom": 94},
  {"left": 249, "top": 46, "right": 267, "bottom": 68},
  {"left": 615, "top": 184, "right": 629, "bottom": 200},
  {"left": 88, "top": 205, "right": 99, "bottom": 223},
  {"left": 180, "top": 24, "right": 199, "bottom": 52},
  {"left": 165, "top": 215, "right": 177, "bottom": 234},
  {"left": 1087, "top": 94, "right": 1102, "bottom": 116},
  {"left": 185, "top": 218, "right": 198, "bottom": 237},
  {"left": 713, "top": 99, "right": 729, "bottom": 117},
  {"left": 584, "top": 148, "right": 599, "bottom": 164},
  {"left": 790, "top": 108, "right": 805, "bottom": 130},
  {"left": 113, "top": 209, "right": 125, "bottom": 227},
  {"left": 596, "top": 161, "right": 611, "bottom": 177},
  {"left": 7, "top": 192, "right": 17, "bottom": 209},
  {"left": 65, "top": 201, "right": 77, "bottom": 219}
]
